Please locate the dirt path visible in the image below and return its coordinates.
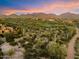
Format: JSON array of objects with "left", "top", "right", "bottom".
[{"left": 66, "top": 28, "right": 79, "bottom": 59}]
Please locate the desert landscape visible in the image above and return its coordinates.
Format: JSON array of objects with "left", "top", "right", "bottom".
[{"left": 0, "top": 0, "right": 79, "bottom": 59}]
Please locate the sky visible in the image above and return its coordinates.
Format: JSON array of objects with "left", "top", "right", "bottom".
[{"left": 0, "top": 0, "right": 79, "bottom": 15}]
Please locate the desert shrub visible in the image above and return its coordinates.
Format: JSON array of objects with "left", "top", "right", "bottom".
[
  {"left": 9, "top": 41, "right": 17, "bottom": 46},
  {"left": 6, "top": 49, "right": 15, "bottom": 56},
  {"left": 0, "top": 40, "right": 4, "bottom": 45},
  {"left": 47, "top": 41, "right": 67, "bottom": 59},
  {"left": 3, "top": 32, "right": 15, "bottom": 42},
  {"left": 0, "top": 48, "right": 4, "bottom": 59}
]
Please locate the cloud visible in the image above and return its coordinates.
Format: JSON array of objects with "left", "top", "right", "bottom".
[{"left": 1, "top": 0, "right": 79, "bottom": 15}]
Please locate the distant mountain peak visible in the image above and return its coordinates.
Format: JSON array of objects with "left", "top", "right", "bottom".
[{"left": 60, "top": 12, "right": 76, "bottom": 16}]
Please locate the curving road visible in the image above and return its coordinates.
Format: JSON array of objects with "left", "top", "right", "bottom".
[{"left": 66, "top": 28, "right": 79, "bottom": 59}]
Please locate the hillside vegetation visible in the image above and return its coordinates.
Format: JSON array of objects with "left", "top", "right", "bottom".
[{"left": 0, "top": 17, "right": 76, "bottom": 59}]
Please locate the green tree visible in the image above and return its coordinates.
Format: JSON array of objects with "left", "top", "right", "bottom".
[{"left": 47, "top": 41, "right": 67, "bottom": 59}]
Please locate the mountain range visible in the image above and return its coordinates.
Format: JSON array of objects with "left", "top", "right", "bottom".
[{"left": 0, "top": 12, "right": 79, "bottom": 20}]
